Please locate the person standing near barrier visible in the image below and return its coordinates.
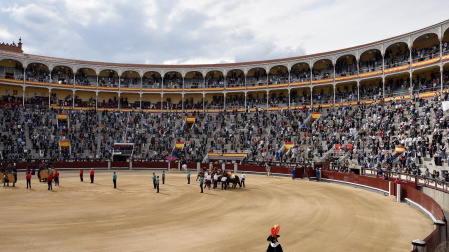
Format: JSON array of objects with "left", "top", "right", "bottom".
[
  {"left": 54, "top": 170, "right": 60, "bottom": 186},
  {"left": 47, "top": 173, "right": 53, "bottom": 190},
  {"left": 13, "top": 163, "right": 17, "bottom": 185},
  {"left": 162, "top": 171, "right": 165, "bottom": 184},
  {"left": 153, "top": 173, "right": 157, "bottom": 189},
  {"left": 241, "top": 172, "right": 246, "bottom": 187},
  {"left": 199, "top": 176, "right": 204, "bottom": 193},
  {"left": 292, "top": 168, "right": 296, "bottom": 180},
  {"left": 316, "top": 169, "right": 320, "bottom": 182},
  {"left": 266, "top": 163, "right": 271, "bottom": 177},
  {"left": 187, "top": 171, "right": 191, "bottom": 184},
  {"left": 113, "top": 172, "right": 117, "bottom": 189},
  {"left": 26, "top": 172, "right": 31, "bottom": 189},
  {"left": 90, "top": 168, "right": 94, "bottom": 183},
  {"left": 213, "top": 173, "right": 219, "bottom": 189},
  {"left": 79, "top": 168, "right": 84, "bottom": 182},
  {"left": 156, "top": 176, "right": 160, "bottom": 193}
]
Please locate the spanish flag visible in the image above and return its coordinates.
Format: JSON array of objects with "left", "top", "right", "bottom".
[
  {"left": 312, "top": 112, "right": 321, "bottom": 121},
  {"left": 60, "top": 140, "right": 70, "bottom": 149},
  {"left": 99, "top": 124, "right": 105, "bottom": 128},
  {"left": 285, "top": 142, "right": 294, "bottom": 151},
  {"left": 395, "top": 146, "right": 405, "bottom": 153},
  {"left": 175, "top": 142, "right": 184, "bottom": 150},
  {"left": 57, "top": 113, "right": 67, "bottom": 120},
  {"left": 186, "top": 116, "right": 196, "bottom": 124}
]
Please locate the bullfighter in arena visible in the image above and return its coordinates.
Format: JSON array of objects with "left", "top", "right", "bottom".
[{"left": 266, "top": 225, "right": 283, "bottom": 252}]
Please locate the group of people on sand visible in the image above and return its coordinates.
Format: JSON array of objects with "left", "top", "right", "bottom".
[{"left": 194, "top": 167, "right": 246, "bottom": 193}]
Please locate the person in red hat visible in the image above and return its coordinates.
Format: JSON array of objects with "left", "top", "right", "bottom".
[{"left": 266, "top": 225, "right": 283, "bottom": 252}]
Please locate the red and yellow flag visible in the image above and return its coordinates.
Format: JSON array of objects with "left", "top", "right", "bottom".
[
  {"left": 175, "top": 142, "right": 184, "bottom": 150},
  {"left": 60, "top": 140, "right": 70, "bottom": 149},
  {"left": 186, "top": 116, "right": 196, "bottom": 123},
  {"left": 57, "top": 113, "right": 67, "bottom": 120},
  {"left": 312, "top": 112, "right": 321, "bottom": 121},
  {"left": 395, "top": 146, "right": 405, "bottom": 153},
  {"left": 285, "top": 142, "right": 293, "bottom": 151}
]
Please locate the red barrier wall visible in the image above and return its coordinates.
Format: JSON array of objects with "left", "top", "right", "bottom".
[
  {"left": 186, "top": 163, "right": 197, "bottom": 169},
  {"left": 111, "top": 162, "right": 129, "bottom": 168},
  {"left": 322, "top": 171, "right": 390, "bottom": 192},
  {"left": 132, "top": 162, "right": 168, "bottom": 169},
  {"left": 225, "top": 164, "right": 234, "bottom": 171},
  {"left": 402, "top": 185, "right": 444, "bottom": 220},
  {"left": 237, "top": 165, "right": 266, "bottom": 173},
  {"left": 52, "top": 162, "right": 109, "bottom": 169},
  {"left": 200, "top": 163, "right": 209, "bottom": 170}
]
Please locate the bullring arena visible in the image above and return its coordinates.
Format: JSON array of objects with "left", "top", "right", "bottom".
[
  {"left": 1, "top": 16, "right": 449, "bottom": 252},
  {"left": 0, "top": 169, "right": 434, "bottom": 251}
]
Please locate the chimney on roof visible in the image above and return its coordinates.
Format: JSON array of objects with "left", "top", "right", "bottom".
[{"left": 18, "top": 37, "right": 22, "bottom": 51}]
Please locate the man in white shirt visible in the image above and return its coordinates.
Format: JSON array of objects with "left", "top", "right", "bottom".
[
  {"left": 241, "top": 172, "right": 246, "bottom": 187},
  {"left": 213, "top": 173, "right": 219, "bottom": 189},
  {"left": 221, "top": 175, "right": 227, "bottom": 190}
]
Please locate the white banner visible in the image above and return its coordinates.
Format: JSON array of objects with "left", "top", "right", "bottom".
[{"left": 442, "top": 101, "right": 449, "bottom": 111}]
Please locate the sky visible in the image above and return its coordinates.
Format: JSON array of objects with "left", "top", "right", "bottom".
[{"left": 0, "top": 0, "right": 448, "bottom": 65}]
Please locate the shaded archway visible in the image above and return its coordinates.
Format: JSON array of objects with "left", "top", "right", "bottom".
[
  {"left": 74, "top": 91, "right": 96, "bottom": 109},
  {"left": 335, "top": 55, "right": 357, "bottom": 77},
  {"left": 50, "top": 89, "right": 72, "bottom": 107},
  {"left": 268, "top": 89, "right": 288, "bottom": 108},
  {"left": 412, "top": 33, "right": 440, "bottom": 62},
  {"left": 26, "top": 63, "right": 50, "bottom": 83},
  {"left": 360, "top": 79, "right": 383, "bottom": 100},
  {"left": 205, "top": 93, "right": 224, "bottom": 110},
  {"left": 290, "top": 62, "right": 310, "bottom": 83},
  {"left": 0, "top": 59, "right": 24, "bottom": 80},
  {"left": 120, "top": 70, "right": 141, "bottom": 88},
  {"left": 247, "top": 68, "right": 267, "bottom": 87},
  {"left": 312, "top": 85, "right": 333, "bottom": 105},
  {"left": 290, "top": 87, "right": 311, "bottom": 107},
  {"left": 384, "top": 73, "right": 409, "bottom": 98},
  {"left": 51, "top": 66, "right": 73, "bottom": 85},
  {"left": 225, "top": 92, "right": 245, "bottom": 109},
  {"left": 359, "top": 49, "right": 382, "bottom": 73},
  {"left": 142, "top": 93, "right": 162, "bottom": 109},
  {"left": 246, "top": 91, "right": 267, "bottom": 109},
  {"left": 335, "top": 82, "right": 357, "bottom": 103},
  {"left": 184, "top": 93, "right": 204, "bottom": 110},
  {"left": 384, "top": 42, "right": 409, "bottom": 69},
  {"left": 205, "top": 71, "right": 224, "bottom": 88},
  {"left": 312, "top": 59, "right": 333, "bottom": 81},
  {"left": 185, "top": 71, "right": 203, "bottom": 89},
  {"left": 75, "top": 68, "right": 97, "bottom": 87},
  {"left": 98, "top": 92, "right": 118, "bottom": 109},
  {"left": 99, "top": 69, "right": 119, "bottom": 87},
  {"left": 143, "top": 71, "right": 162, "bottom": 89},
  {"left": 163, "top": 71, "right": 182, "bottom": 89},
  {"left": 226, "top": 69, "right": 245, "bottom": 88},
  {"left": 24, "top": 86, "right": 49, "bottom": 108},
  {"left": 268, "top": 65, "right": 288, "bottom": 85},
  {"left": 0, "top": 83, "right": 23, "bottom": 105},
  {"left": 121, "top": 93, "right": 141, "bottom": 109},
  {"left": 412, "top": 66, "right": 440, "bottom": 94}
]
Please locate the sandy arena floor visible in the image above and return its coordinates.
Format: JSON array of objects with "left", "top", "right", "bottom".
[{"left": 0, "top": 170, "right": 433, "bottom": 251}]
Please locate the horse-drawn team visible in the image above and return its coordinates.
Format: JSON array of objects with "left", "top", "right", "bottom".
[
  {"left": 192, "top": 166, "right": 245, "bottom": 191},
  {"left": 1, "top": 162, "right": 59, "bottom": 190}
]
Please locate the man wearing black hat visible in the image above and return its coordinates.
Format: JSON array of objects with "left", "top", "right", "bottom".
[
  {"left": 266, "top": 234, "right": 283, "bottom": 252},
  {"left": 267, "top": 225, "right": 283, "bottom": 252}
]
